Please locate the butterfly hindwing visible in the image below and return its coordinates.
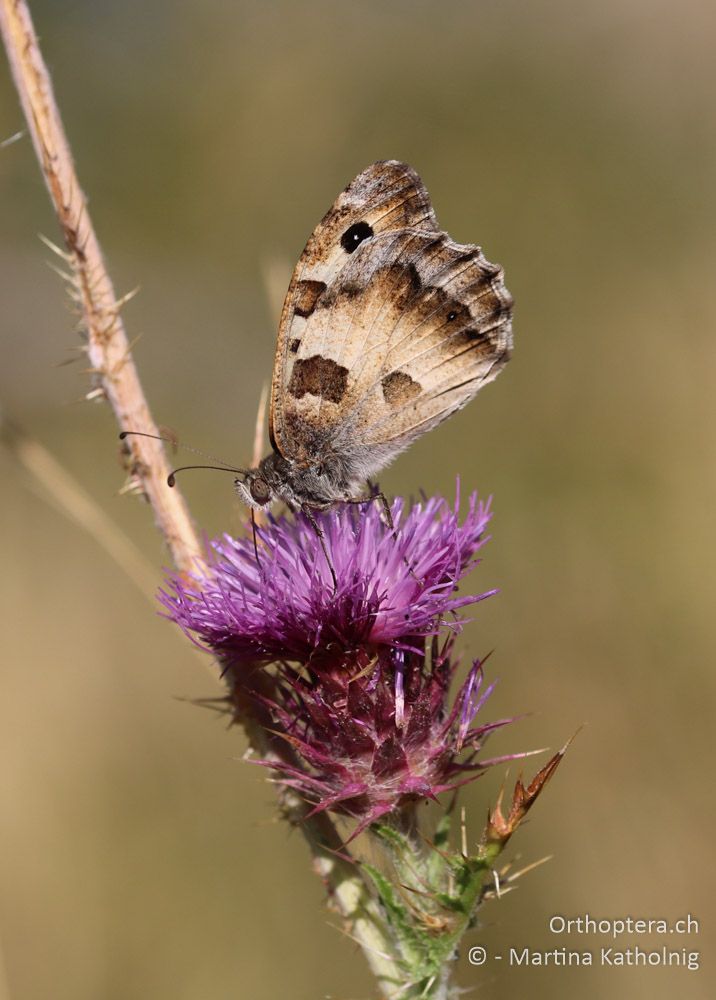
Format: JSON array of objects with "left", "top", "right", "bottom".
[
  {"left": 336, "top": 234, "right": 512, "bottom": 476},
  {"left": 269, "top": 161, "right": 512, "bottom": 484}
]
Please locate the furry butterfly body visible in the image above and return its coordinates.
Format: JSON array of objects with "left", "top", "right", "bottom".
[{"left": 237, "top": 161, "right": 513, "bottom": 515}]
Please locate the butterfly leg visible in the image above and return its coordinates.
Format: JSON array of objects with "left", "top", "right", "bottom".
[
  {"left": 250, "top": 508, "right": 262, "bottom": 572},
  {"left": 343, "top": 490, "right": 393, "bottom": 529},
  {"left": 343, "top": 491, "right": 419, "bottom": 581},
  {"left": 375, "top": 491, "right": 394, "bottom": 532},
  {"left": 300, "top": 503, "right": 338, "bottom": 592}
]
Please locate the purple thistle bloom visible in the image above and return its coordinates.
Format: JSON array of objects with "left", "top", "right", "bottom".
[
  {"left": 161, "top": 488, "right": 494, "bottom": 666},
  {"left": 160, "top": 486, "right": 522, "bottom": 833}
]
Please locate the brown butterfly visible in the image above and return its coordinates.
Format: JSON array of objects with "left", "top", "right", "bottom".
[
  {"left": 120, "top": 162, "right": 513, "bottom": 578},
  {"left": 236, "top": 160, "right": 513, "bottom": 535}
]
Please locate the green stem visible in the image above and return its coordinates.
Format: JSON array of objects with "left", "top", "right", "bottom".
[{"left": 363, "top": 814, "right": 504, "bottom": 999}]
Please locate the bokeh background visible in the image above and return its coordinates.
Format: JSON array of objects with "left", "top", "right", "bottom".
[{"left": 1, "top": 1, "right": 714, "bottom": 998}]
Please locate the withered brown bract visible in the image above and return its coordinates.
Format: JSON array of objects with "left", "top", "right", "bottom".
[{"left": 236, "top": 160, "right": 513, "bottom": 518}]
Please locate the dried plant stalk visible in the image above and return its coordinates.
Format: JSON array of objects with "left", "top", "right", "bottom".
[
  {"left": 0, "top": 0, "right": 199, "bottom": 572},
  {"left": 0, "top": 2, "right": 400, "bottom": 993}
]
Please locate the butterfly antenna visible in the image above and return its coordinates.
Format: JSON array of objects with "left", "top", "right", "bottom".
[
  {"left": 165, "top": 465, "right": 248, "bottom": 487},
  {"left": 119, "top": 430, "right": 249, "bottom": 475}
]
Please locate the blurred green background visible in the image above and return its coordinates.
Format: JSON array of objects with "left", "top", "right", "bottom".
[{"left": 1, "top": 1, "right": 714, "bottom": 998}]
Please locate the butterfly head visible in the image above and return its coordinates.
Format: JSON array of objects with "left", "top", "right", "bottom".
[{"left": 233, "top": 451, "right": 318, "bottom": 512}]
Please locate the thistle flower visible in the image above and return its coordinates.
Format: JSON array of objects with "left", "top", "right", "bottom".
[
  {"left": 161, "top": 489, "right": 493, "bottom": 666},
  {"left": 160, "top": 487, "right": 520, "bottom": 833}
]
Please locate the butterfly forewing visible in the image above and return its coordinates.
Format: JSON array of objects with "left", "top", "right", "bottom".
[
  {"left": 269, "top": 160, "right": 512, "bottom": 485},
  {"left": 270, "top": 161, "right": 437, "bottom": 456}
]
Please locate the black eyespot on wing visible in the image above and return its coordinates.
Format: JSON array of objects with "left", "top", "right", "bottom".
[
  {"left": 447, "top": 310, "right": 458, "bottom": 322},
  {"left": 340, "top": 221, "right": 374, "bottom": 254}
]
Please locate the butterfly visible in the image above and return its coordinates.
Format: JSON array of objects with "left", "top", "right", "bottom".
[
  {"left": 236, "top": 160, "right": 513, "bottom": 530},
  {"left": 120, "top": 161, "right": 513, "bottom": 582}
]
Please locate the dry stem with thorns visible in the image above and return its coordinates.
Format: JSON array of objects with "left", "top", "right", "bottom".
[{"left": 0, "top": 1, "right": 402, "bottom": 992}]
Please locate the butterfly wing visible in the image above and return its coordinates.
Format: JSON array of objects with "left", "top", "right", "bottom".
[
  {"left": 269, "top": 161, "right": 512, "bottom": 485},
  {"left": 269, "top": 161, "right": 437, "bottom": 455}
]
